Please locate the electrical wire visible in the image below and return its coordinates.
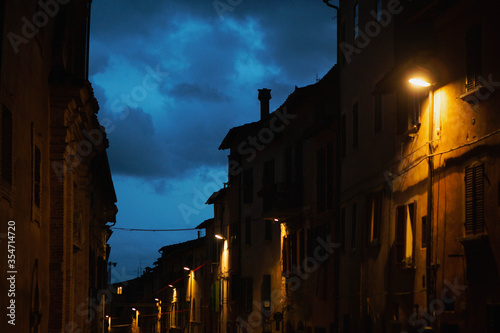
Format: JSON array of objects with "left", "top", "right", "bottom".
[{"left": 111, "top": 227, "right": 199, "bottom": 232}]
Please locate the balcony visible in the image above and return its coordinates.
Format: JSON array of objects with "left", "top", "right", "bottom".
[{"left": 259, "top": 182, "right": 302, "bottom": 219}]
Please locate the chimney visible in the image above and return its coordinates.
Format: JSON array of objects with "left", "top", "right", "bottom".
[{"left": 258, "top": 88, "right": 271, "bottom": 120}]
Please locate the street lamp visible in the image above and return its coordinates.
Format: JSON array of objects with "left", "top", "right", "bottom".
[
  {"left": 409, "top": 77, "right": 431, "bottom": 87},
  {"left": 215, "top": 234, "right": 224, "bottom": 240}
]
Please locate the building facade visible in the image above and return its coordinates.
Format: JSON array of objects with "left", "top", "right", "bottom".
[
  {"left": 0, "top": 1, "right": 117, "bottom": 332},
  {"left": 336, "top": 0, "right": 500, "bottom": 332}
]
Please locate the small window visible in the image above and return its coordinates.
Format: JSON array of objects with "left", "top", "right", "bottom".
[
  {"left": 265, "top": 220, "right": 272, "bottom": 241},
  {"left": 421, "top": 216, "right": 428, "bottom": 248},
  {"left": 242, "top": 168, "right": 253, "bottom": 204},
  {"left": 262, "top": 159, "right": 275, "bottom": 186},
  {"left": 117, "top": 286, "right": 123, "bottom": 295},
  {"left": 261, "top": 275, "right": 271, "bottom": 310},
  {"left": 395, "top": 203, "right": 415, "bottom": 266}
]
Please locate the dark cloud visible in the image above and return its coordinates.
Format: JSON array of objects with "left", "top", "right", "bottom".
[
  {"left": 169, "top": 83, "right": 230, "bottom": 102},
  {"left": 91, "top": 0, "right": 337, "bottom": 179}
]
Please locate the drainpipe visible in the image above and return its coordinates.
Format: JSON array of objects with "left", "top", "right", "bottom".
[{"left": 426, "top": 89, "right": 436, "bottom": 327}]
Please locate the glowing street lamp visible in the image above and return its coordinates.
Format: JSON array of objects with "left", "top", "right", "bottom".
[
  {"left": 409, "top": 77, "right": 431, "bottom": 87},
  {"left": 183, "top": 266, "right": 190, "bottom": 271},
  {"left": 215, "top": 234, "right": 224, "bottom": 240}
]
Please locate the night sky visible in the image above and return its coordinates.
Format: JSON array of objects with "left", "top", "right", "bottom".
[{"left": 89, "top": 0, "right": 337, "bottom": 282}]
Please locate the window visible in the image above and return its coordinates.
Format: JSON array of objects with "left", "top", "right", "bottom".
[
  {"left": 352, "top": 102, "right": 359, "bottom": 149},
  {"left": 261, "top": 275, "right": 271, "bottom": 310},
  {"left": 230, "top": 274, "right": 241, "bottom": 302},
  {"left": 341, "top": 113, "right": 347, "bottom": 157},
  {"left": 1, "top": 106, "right": 13, "bottom": 184},
  {"left": 317, "top": 144, "right": 334, "bottom": 213},
  {"left": 192, "top": 298, "right": 196, "bottom": 321},
  {"left": 243, "top": 277, "right": 253, "bottom": 312},
  {"left": 245, "top": 217, "right": 252, "bottom": 245},
  {"left": 262, "top": 159, "right": 275, "bottom": 187},
  {"left": 465, "top": 163, "right": 485, "bottom": 235},
  {"left": 421, "top": 216, "right": 428, "bottom": 248},
  {"left": 265, "top": 219, "right": 272, "bottom": 241},
  {"left": 351, "top": 203, "right": 357, "bottom": 250},
  {"left": 374, "top": 94, "right": 382, "bottom": 134},
  {"left": 353, "top": 1, "right": 359, "bottom": 40},
  {"left": 117, "top": 286, "right": 122, "bottom": 295},
  {"left": 466, "top": 24, "right": 482, "bottom": 92},
  {"left": 395, "top": 203, "right": 415, "bottom": 266},
  {"left": 396, "top": 91, "right": 423, "bottom": 134},
  {"left": 369, "top": 191, "right": 383, "bottom": 244},
  {"left": 242, "top": 168, "right": 253, "bottom": 203}
]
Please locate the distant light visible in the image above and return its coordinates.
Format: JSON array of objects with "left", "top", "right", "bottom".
[
  {"left": 183, "top": 266, "right": 190, "bottom": 271},
  {"left": 106, "top": 315, "right": 109, "bottom": 318},
  {"left": 215, "top": 234, "right": 224, "bottom": 240},
  {"left": 274, "top": 218, "right": 279, "bottom": 222},
  {"left": 132, "top": 308, "right": 136, "bottom": 311},
  {"left": 155, "top": 298, "right": 159, "bottom": 302},
  {"left": 409, "top": 78, "right": 431, "bottom": 87},
  {"left": 168, "top": 284, "right": 174, "bottom": 288}
]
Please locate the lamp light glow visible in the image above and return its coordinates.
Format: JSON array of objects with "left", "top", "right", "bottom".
[
  {"left": 132, "top": 307, "right": 136, "bottom": 311},
  {"left": 215, "top": 234, "right": 224, "bottom": 240},
  {"left": 409, "top": 78, "right": 431, "bottom": 87},
  {"left": 183, "top": 266, "right": 190, "bottom": 271}
]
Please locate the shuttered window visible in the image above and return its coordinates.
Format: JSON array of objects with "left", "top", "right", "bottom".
[{"left": 465, "top": 163, "right": 485, "bottom": 235}]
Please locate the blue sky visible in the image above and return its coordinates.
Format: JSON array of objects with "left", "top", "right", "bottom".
[{"left": 89, "top": 0, "right": 337, "bottom": 282}]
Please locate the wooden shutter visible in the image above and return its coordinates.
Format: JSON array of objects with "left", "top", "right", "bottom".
[{"left": 465, "top": 163, "right": 485, "bottom": 235}]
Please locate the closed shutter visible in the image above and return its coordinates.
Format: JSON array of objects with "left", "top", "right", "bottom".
[{"left": 465, "top": 163, "right": 485, "bottom": 235}]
